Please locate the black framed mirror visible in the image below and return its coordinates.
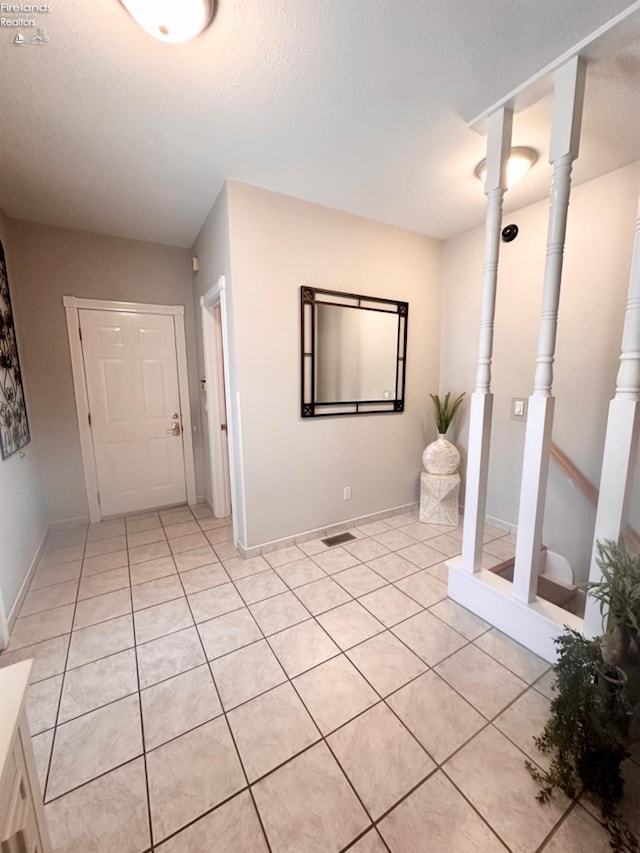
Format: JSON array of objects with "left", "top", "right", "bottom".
[{"left": 300, "top": 286, "right": 408, "bottom": 418}]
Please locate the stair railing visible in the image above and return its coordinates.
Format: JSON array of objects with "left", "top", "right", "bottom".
[{"left": 549, "top": 442, "right": 640, "bottom": 551}]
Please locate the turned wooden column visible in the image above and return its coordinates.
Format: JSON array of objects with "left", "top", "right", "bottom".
[
  {"left": 461, "top": 107, "right": 512, "bottom": 573},
  {"left": 584, "top": 192, "right": 640, "bottom": 636},
  {"left": 512, "top": 57, "right": 586, "bottom": 603}
]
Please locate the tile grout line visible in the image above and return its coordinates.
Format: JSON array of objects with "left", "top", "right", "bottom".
[
  {"left": 233, "top": 563, "right": 560, "bottom": 850},
  {"left": 42, "top": 755, "right": 150, "bottom": 809},
  {"left": 18, "top": 561, "right": 541, "bottom": 699},
  {"left": 15, "top": 514, "right": 500, "bottom": 598},
  {"left": 180, "top": 558, "right": 480, "bottom": 714},
  {"left": 228, "top": 584, "right": 381, "bottom": 842},
  {"left": 37, "top": 519, "right": 155, "bottom": 832},
  {"left": 340, "top": 826, "right": 392, "bottom": 853},
  {"left": 533, "top": 799, "right": 581, "bottom": 853},
  {"left": 83, "top": 613, "right": 551, "bottom": 846},
  {"left": 433, "top": 673, "right": 577, "bottom": 851},
  {"left": 161, "top": 511, "right": 275, "bottom": 853},
  {"left": 254, "top": 602, "right": 498, "bottom": 851},
  {"left": 38, "top": 608, "right": 479, "bottom": 770},
  {"left": 17, "top": 528, "right": 531, "bottom": 709},
  {"left": 17, "top": 508, "right": 563, "bottom": 851},
  {"left": 349, "top": 650, "right": 554, "bottom": 850},
  {"left": 193, "top": 557, "right": 382, "bottom": 838},
  {"left": 12, "top": 542, "right": 433, "bottom": 656},
  {"left": 41, "top": 521, "right": 90, "bottom": 805},
  {"left": 123, "top": 520, "right": 156, "bottom": 853},
  {"left": 222, "top": 536, "right": 508, "bottom": 846}
]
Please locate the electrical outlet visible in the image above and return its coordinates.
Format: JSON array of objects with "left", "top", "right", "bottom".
[{"left": 343, "top": 486, "right": 352, "bottom": 500}]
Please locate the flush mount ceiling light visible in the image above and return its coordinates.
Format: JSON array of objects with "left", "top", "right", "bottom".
[
  {"left": 474, "top": 147, "right": 538, "bottom": 189},
  {"left": 120, "top": 0, "right": 214, "bottom": 44}
]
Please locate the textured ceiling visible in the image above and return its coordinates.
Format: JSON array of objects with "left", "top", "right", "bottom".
[{"left": 0, "top": 0, "right": 638, "bottom": 247}]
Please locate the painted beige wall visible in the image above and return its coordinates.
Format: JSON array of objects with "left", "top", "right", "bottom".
[
  {"left": 224, "top": 182, "right": 442, "bottom": 546},
  {"left": 6, "top": 220, "right": 203, "bottom": 523},
  {"left": 0, "top": 209, "right": 47, "bottom": 625},
  {"left": 440, "top": 160, "right": 640, "bottom": 581}
]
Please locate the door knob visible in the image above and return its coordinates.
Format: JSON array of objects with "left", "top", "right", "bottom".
[{"left": 167, "top": 421, "right": 181, "bottom": 436}]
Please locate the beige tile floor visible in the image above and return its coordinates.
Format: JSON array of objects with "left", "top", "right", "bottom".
[{"left": 1, "top": 505, "right": 638, "bottom": 852}]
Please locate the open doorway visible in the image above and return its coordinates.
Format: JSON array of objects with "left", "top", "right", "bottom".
[{"left": 201, "top": 276, "right": 235, "bottom": 535}]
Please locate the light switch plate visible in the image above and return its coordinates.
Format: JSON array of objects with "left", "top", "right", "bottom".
[{"left": 511, "top": 397, "right": 527, "bottom": 421}]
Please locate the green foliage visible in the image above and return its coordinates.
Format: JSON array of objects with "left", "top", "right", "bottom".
[
  {"left": 429, "top": 391, "right": 465, "bottom": 434},
  {"left": 586, "top": 538, "right": 640, "bottom": 635},
  {"left": 528, "top": 629, "right": 636, "bottom": 851}
]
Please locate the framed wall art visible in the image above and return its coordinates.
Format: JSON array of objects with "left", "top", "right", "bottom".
[{"left": 0, "top": 239, "right": 30, "bottom": 459}]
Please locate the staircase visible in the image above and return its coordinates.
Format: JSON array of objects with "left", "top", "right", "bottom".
[
  {"left": 485, "top": 441, "right": 640, "bottom": 620},
  {"left": 488, "top": 548, "right": 584, "bottom": 616}
]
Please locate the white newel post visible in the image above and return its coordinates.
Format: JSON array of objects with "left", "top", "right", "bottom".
[
  {"left": 584, "top": 193, "right": 640, "bottom": 637},
  {"left": 461, "top": 107, "right": 512, "bottom": 573},
  {"left": 512, "top": 57, "right": 586, "bottom": 603}
]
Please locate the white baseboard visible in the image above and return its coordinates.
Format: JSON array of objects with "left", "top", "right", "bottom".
[
  {"left": 48, "top": 515, "right": 90, "bottom": 531},
  {"left": 7, "top": 524, "right": 49, "bottom": 633},
  {"left": 458, "top": 502, "right": 516, "bottom": 536},
  {"left": 237, "top": 502, "right": 420, "bottom": 559},
  {"left": 485, "top": 514, "right": 517, "bottom": 535}
]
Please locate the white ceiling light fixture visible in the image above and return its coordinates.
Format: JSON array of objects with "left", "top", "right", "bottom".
[
  {"left": 474, "top": 147, "right": 538, "bottom": 189},
  {"left": 120, "top": 0, "right": 214, "bottom": 44}
]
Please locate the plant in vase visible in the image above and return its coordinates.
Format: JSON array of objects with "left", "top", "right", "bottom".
[
  {"left": 585, "top": 538, "right": 640, "bottom": 709},
  {"left": 423, "top": 392, "right": 465, "bottom": 475},
  {"left": 527, "top": 629, "right": 637, "bottom": 851}
]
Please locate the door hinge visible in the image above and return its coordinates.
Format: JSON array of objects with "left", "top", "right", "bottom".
[
  {"left": 88, "top": 412, "right": 92, "bottom": 427},
  {"left": 221, "top": 423, "right": 227, "bottom": 432},
  {"left": 79, "top": 326, "right": 83, "bottom": 342},
  {"left": 97, "top": 492, "right": 101, "bottom": 506}
]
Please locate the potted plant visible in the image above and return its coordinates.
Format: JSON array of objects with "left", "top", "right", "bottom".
[
  {"left": 527, "top": 629, "right": 636, "bottom": 851},
  {"left": 422, "top": 391, "right": 465, "bottom": 475},
  {"left": 586, "top": 538, "right": 640, "bottom": 708}
]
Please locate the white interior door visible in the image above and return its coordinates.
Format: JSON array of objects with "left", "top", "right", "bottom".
[{"left": 79, "top": 309, "right": 187, "bottom": 516}]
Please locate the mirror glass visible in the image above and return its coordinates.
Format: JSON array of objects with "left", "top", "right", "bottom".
[
  {"left": 315, "top": 305, "right": 398, "bottom": 402},
  {"left": 301, "top": 287, "right": 408, "bottom": 418}
]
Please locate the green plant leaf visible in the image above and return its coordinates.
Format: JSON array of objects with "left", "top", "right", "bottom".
[
  {"left": 585, "top": 539, "right": 640, "bottom": 639},
  {"left": 429, "top": 391, "right": 465, "bottom": 434},
  {"left": 527, "top": 628, "right": 636, "bottom": 850}
]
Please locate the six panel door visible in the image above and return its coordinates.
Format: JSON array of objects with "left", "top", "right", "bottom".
[{"left": 79, "top": 309, "right": 187, "bottom": 516}]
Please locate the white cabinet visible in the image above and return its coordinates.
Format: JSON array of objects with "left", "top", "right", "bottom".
[{"left": 0, "top": 661, "right": 52, "bottom": 853}]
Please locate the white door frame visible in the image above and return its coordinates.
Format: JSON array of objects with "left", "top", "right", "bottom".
[
  {"left": 0, "top": 585, "right": 9, "bottom": 650},
  {"left": 63, "top": 296, "right": 197, "bottom": 523},
  {"left": 201, "top": 277, "right": 241, "bottom": 545}
]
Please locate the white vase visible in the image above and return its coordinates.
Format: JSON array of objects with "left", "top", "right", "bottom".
[{"left": 422, "top": 433, "right": 460, "bottom": 475}]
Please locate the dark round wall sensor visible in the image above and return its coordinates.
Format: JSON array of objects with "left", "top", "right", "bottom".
[{"left": 502, "top": 224, "right": 519, "bottom": 243}]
